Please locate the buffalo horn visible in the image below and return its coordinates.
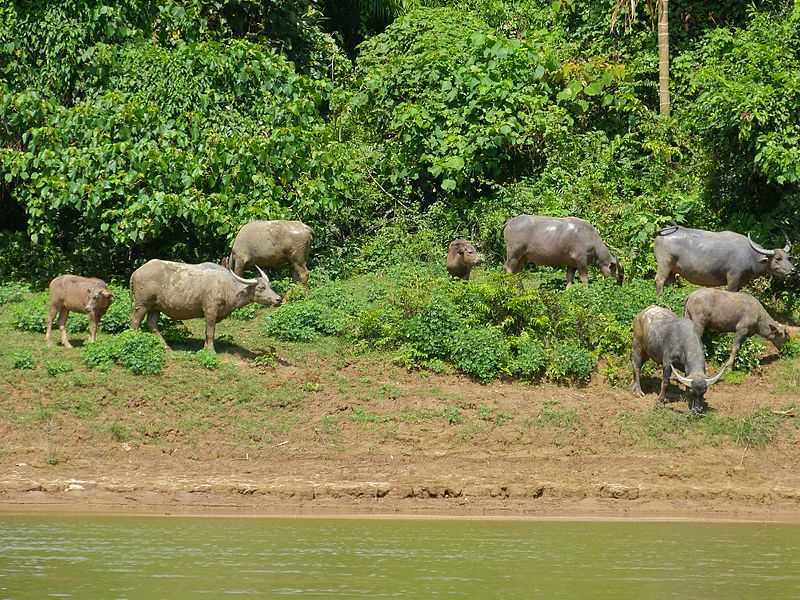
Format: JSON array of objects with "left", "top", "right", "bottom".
[
  {"left": 668, "top": 364, "right": 694, "bottom": 386},
  {"left": 255, "top": 265, "right": 270, "bottom": 281},
  {"left": 747, "top": 233, "right": 775, "bottom": 257},
  {"left": 229, "top": 269, "right": 258, "bottom": 286},
  {"left": 704, "top": 362, "right": 728, "bottom": 386}
]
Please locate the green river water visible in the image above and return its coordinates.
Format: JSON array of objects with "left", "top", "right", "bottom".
[{"left": 1, "top": 515, "right": 799, "bottom": 599}]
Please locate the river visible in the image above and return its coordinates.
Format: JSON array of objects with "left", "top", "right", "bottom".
[{"left": 1, "top": 515, "right": 799, "bottom": 599}]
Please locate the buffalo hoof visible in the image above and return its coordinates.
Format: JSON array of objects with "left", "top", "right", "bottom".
[{"left": 630, "top": 384, "right": 645, "bottom": 398}]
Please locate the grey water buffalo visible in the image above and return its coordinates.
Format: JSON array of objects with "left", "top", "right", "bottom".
[
  {"left": 229, "top": 220, "right": 313, "bottom": 284},
  {"left": 130, "top": 260, "right": 282, "bottom": 352},
  {"left": 447, "top": 239, "right": 483, "bottom": 280},
  {"left": 631, "top": 305, "right": 727, "bottom": 412},
  {"left": 46, "top": 275, "right": 114, "bottom": 348},
  {"left": 684, "top": 288, "right": 790, "bottom": 367},
  {"left": 503, "top": 215, "right": 623, "bottom": 287},
  {"left": 654, "top": 226, "right": 794, "bottom": 294}
]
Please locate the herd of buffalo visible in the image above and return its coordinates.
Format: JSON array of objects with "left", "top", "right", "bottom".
[{"left": 41, "top": 215, "right": 795, "bottom": 413}]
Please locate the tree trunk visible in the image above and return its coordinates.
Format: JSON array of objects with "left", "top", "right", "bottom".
[{"left": 657, "top": 0, "right": 670, "bottom": 117}]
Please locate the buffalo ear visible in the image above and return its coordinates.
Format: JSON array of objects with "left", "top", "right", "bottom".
[{"left": 758, "top": 256, "right": 770, "bottom": 263}]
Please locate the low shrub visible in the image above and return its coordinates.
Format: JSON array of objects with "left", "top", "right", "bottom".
[
  {"left": 450, "top": 327, "right": 509, "bottom": 382},
  {"left": 99, "top": 285, "right": 132, "bottom": 333},
  {"left": 12, "top": 351, "right": 35, "bottom": 370},
  {"left": 264, "top": 301, "right": 346, "bottom": 342},
  {"left": 45, "top": 359, "right": 73, "bottom": 377},
  {"left": 230, "top": 304, "right": 259, "bottom": 320},
  {"left": 82, "top": 330, "right": 165, "bottom": 375},
  {"left": 402, "top": 298, "right": 463, "bottom": 359},
  {"left": 193, "top": 349, "right": 220, "bottom": 370},
  {"left": 546, "top": 340, "right": 596, "bottom": 384},
  {"left": 509, "top": 337, "right": 548, "bottom": 380},
  {"left": 706, "top": 334, "right": 766, "bottom": 373},
  {"left": 0, "top": 281, "right": 29, "bottom": 305},
  {"left": 779, "top": 337, "right": 800, "bottom": 358}
]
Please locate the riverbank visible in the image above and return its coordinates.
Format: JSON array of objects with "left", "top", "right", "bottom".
[{"left": 2, "top": 300, "right": 800, "bottom": 522}]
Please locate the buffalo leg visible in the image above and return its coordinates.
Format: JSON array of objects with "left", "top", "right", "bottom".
[
  {"left": 503, "top": 255, "right": 524, "bottom": 274},
  {"left": 204, "top": 312, "right": 217, "bottom": 353},
  {"left": 726, "top": 329, "right": 749, "bottom": 368},
  {"left": 725, "top": 274, "right": 744, "bottom": 292},
  {"left": 146, "top": 311, "right": 168, "bottom": 348},
  {"left": 655, "top": 256, "right": 674, "bottom": 295},
  {"left": 45, "top": 303, "right": 60, "bottom": 346},
  {"left": 233, "top": 256, "right": 247, "bottom": 277},
  {"left": 578, "top": 267, "right": 589, "bottom": 285},
  {"left": 130, "top": 305, "right": 147, "bottom": 330},
  {"left": 58, "top": 309, "right": 72, "bottom": 348},
  {"left": 88, "top": 314, "right": 98, "bottom": 343},
  {"left": 292, "top": 262, "right": 310, "bottom": 286},
  {"left": 565, "top": 268, "right": 576, "bottom": 288},
  {"left": 656, "top": 364, "right": 671, "bottom": 403},
  {"left": 630, "top": 346, "right": 646, "bottom": 397}
]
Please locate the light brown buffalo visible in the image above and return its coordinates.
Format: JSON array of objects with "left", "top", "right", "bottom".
[
  {"left": 684, "top": 288, "right": 790, "bottom": 367},
  {"left": 228, "top": 220, "right": 313, "bottom": 284},
  {"left": 46, "top": 275, "right": 114, "bottom": 348},
  {"left": 446, "top": 239, "right": 483, "bottom": 280}
]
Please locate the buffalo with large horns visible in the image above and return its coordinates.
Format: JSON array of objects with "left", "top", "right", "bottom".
[{"left": 654, "top": 226, "right": 793, "bottom": 294}]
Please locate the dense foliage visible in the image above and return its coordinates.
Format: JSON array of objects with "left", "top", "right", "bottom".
[{"left": 1, "top": 0, "right": 797, "bottom": 286}]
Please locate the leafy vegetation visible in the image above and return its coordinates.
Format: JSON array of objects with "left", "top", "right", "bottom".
[{"left": 81, "top": 330, "right": 165, "bottom": 375}]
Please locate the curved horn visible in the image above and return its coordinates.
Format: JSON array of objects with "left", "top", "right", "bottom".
[
  {"left": 704, "top": 362, "right": 729, "bottom": 386},
  {"left": 783, "top": 232, "right": 792, "bottom": 253},
  {"left": 255, "top": 265, "right": 270, "bottom": 281},
  {"left": 748, "top": 233, "right": 775, "bottom": 257},
  {"left": 228, "top": 269, "right": 258, "bottom": 286},
  {"left": 669, "top": 364, "right": 694, "bottom": 386}
]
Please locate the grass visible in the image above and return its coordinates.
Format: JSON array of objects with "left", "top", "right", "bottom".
[{"left": 1, "top": 282, "right": 798, "bottom": 470}]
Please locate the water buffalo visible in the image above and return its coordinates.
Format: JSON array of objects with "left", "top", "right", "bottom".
[
  {"left": 503, "top": 215, "right": 623, "bottom": 287},
  {"left": 654, "top": 226, "right": 794, "bottom": 294},
  {"left": 684, "top": 288, "right": 790, "bottom": 367},
  {"left": 46, "top": 275, "right": 114, "bottom": 348},
  {"left": 631, "top": 305, "right": 727, "bottom": 412},
  {"left": 447, "top": 239, "right": 483, "bottom": 280},
  {"left": 229, "top": 220, "right": 313, "bottom": 285},
  {"left": 130, "top": 260, "right": 282, "bottom": 352}
]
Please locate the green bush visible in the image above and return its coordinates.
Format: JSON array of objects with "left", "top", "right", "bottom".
[
  {"left": 706, "top": 334, "right": 766, "bottom": 373},
  {"left": 99, "top": 285, "right": 132, "bottom": 333},
  {"left": 82, "top": 330, "right": 165, "bottom": 375},
  {"left": 450, "top": 327, "right": 509, "bottom": 382},
  {"left": 509, "top": 337, "right": 548, "bottom": 380},
  {"left": 0, "top": 281, "right": 29, "bottom": 305},
  {"left": 402, "top": 298, "right": 463, "bottom": 359},
  {"left": 780, "top": 337, "right": 800, "bottom": 358},
  {"left": 230, "top": 304, "right": 260, "bottom": 321},
  {"left": 264, "top": 301, "right": 345, "bottom": 342},
  {"left": 45, "top": 360, "right": 73, "bottom": 377},
  {"left": 12, "top": 351, "right": 35, "bottom": 370},
  {"left": 546, "top": 340, "right": 595, "bottom": 384},
  {"left": 193, "top": 349, "right": 220, "bottom": 370}
]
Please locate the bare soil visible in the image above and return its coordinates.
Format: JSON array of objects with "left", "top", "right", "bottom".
[{"left": 2, "top": 327, "right": 800, "bottom": 521}]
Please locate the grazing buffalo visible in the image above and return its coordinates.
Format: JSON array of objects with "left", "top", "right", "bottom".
[
  {"left": 447, "top": 239, "right": 483, "bottom": 280},
  {"left": 46, "top": 275, "right": 114, "bottom": 348},
  {"left": 654, "top": 226, "right": 794, "bottom": 294},
  {"left": 631, "top": 305, "right": 727, "bottom": 412},
  {"left": 684, "top": 288, "right": 790, "bottom": 367},
  {"left": 229, "top": 220, "right": 313, "bottom": 285},
  {"left": 130, "top": 260, "right": 282, "bottom": 352},
  {"left": 503, "top": 215, "right": 623, "bottom": 287}
]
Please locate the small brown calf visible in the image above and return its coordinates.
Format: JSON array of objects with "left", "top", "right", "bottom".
[{"left": 46, "top": 275, "right": 114, "bottom": 348}]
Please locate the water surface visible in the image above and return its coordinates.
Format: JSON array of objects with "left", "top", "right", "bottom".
[{"left": 1, "top": 515, "right": 799, "bottom": 599}]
